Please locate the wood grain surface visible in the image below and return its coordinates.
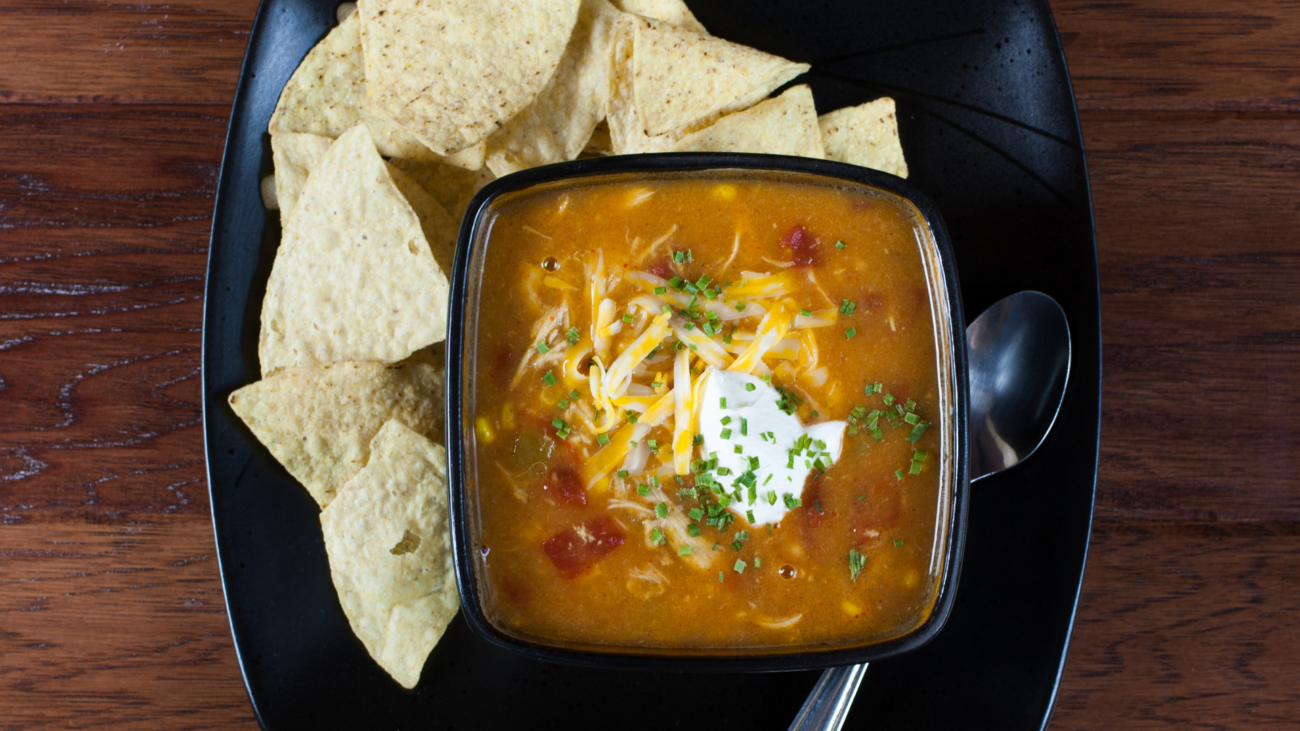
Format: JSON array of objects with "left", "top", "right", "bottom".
[{"left": 1, "top": 0, "right": 1297, "bottom": 728}]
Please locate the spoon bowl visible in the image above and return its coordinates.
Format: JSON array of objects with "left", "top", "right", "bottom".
[{"left": 789, "top": 290, "right": 1072, "bottom": 731}]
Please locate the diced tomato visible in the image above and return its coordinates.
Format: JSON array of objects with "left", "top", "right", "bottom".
[
  {"left": 492, "top": 347, "right": 514, "bottom": 385},
  {"left": 542, "top": 515, "right": 626, "bottom": 579},
  {"left": 780, "top": 225, "right": 819, "bottom": 267},
  {"left": 542, "top": 465, "right": 587, "bottom": 507},
  {"left": 499, "top": 576, "right": 533, "bottom": 606},
  {"left": 851, "top": 480, "right": 901, "bottom": 544},
  {"left": 858, "top": 291, "right": 886, "bottom": 312},
  {"left": 648, "top": 259, "right": 672, "bottom": 279}
]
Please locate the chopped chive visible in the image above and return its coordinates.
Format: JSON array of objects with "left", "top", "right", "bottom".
[
  {"left": 883, "top": 393, "right": 895, "bottom": 405},
  {"left": 719, "top": 571, "right": 725, "bottom": 582},
  {"left": 801, "top": 309, "right": 813, "bottom": 317},
  {"left": 627, "top": 411, "right": 638, "bottom": 423},
  {"left": 556, "top": 398, "right": 569, "bottom": 409},
  {"left": 721, "top": 428, "right": 732, "bottom": 440},
  {"left": 721, "top": 416, "right": 732, "bottom": 426},
  {"left": 746, "top": 510, "right": 755, "bottom": 523},
  {"left": 542, "top": 371, "right": 557, "bottom": 386},
  {"left": 679, "top": 545, "right": 693, "bottom": 556},
  {"left": 567, "top": 327, "right": 580, "bottom": 345},
  {"left": 653, "top": 286, "right": 667, "bottom": 295},
  {"left": 907, "top": 422, "right": 930, "bottom": 443},
  {"left": 733, "top": 445, "right": 743, "bottom": 454},
  {"left": 696, "top": 275, "right": 712, "bottom": 289},
  {"left": 783, "top": 494, "right": 801, "bottom": 509},
  {"left": 637, "top": 483, "right": 649, "bottom": 496},
  {"left": 689, "top": 508, "right": 704, "bottom": 521},
  {"left": 835, "top": 240, "right": 847, "bottom": 250},
  {"left": 693, "top": 433, "right": 704, "bottom": 446},
  {"left": 840, "top": 299, "right": 857, "bottom": 316},
  {"left": 909, "top": 461, "right": 923, "bottom": 475},
  {"left": 622, "top": 314, "right": 634, "bottom": 324},
  {"left": 720, "top": 397, "right": 727, "bottom": 409},
  {"left": 895, "top": 468, "right": 905, "bottom": 480},
  {"left": 673, "top": 250, "right": 685, "bottom": 263},
  {"left": 814, "top": 500, "right": 824, "bottom": 515},
  {"left": 811, "top": 410, "right": 820, "bottom": 419},
  {"left": 857, "top": 494, "right": 867, "bottom": 501},
  {"left": 597, "top": 433, "right": 610, "bottom": 446},
  {"left": 650, "top": 528, "right": 665, "bottom": 545},
  {"left": 647, "top": 439, "right": 659, "bottom": 452},
  {"left": 733, "top": 301, "right": 747, "bottom": 313},
  {"left": 894, "top": 539, "right": 904, "bottom": 547},
  {"left": 848, "top": 549, "right": 866, "bottom": 581},
  {"left": 536, "top": 341, "right": 550, "bottom": 353},
  {"left": 845, "top": 326, "right": 857, "bottom": 339},
  {"left": 552, "top": 418, "right": 566, "bottom": 429},
  {"left": 655, "top": 502, "right": 669, "bottom": 519},
  {"left": 740, "top": 418, "right": 748, "bottom": 436},
  {"left": 734, "top": 559, "right": 747, "bottom": 574},
  {"left": 754, "top": 557, "right": 762, "bottom": 568}
]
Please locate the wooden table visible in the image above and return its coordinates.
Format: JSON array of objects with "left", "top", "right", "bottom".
[{"left": 1, "top": 0, "right": 1296, "bottom": 727}]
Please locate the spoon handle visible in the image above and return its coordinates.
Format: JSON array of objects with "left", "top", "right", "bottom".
[{"left": 787, "top": 663, "right": 869, "bottom": 731}]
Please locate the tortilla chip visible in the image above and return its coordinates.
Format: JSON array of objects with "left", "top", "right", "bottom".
[
  {"left": 442, "top": 141, "right": 486, "bottom": 172},
  {"left": 266, "top": 12, "right": 437, "bottom": 161},
  {"left": 259, "top": 124, "right": 449, "bottom": 376},
  {"left": 819, "top": 98, "right": 909, "bottom": 178},
  {"left": 271, "top": 133, "right": 335, "bottom": 228},
  {"left": 610, "top": 0, "right": 705, "bottom": 33},
  {"left": 228, "top": 358, "right": 445, "bottom": 507},
  {"left": 385, "top": 164, "right": 460, "bottom": 274},
  {"left": 579, "top": 120, "right": 613, "bottom": 158},
  {"left": 320, "top": 420, "right": 458, "bottom": 688},
  {"left": 626, "top": 16, "right": 808, "bottom": 137},
  {"left": 359, "top": 0, "right": 582, "bottom": 156},
  {"left": 484, "top": 0, "right": 622, "bottom": 176},
  {"left": 387, "top": 158, "right": 496, "bottom": 222},
  {"left": 669, "top": 84, "right": 824, "bottom": 158}
]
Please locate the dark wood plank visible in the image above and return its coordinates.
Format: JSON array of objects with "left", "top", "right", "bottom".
[
  {"left": 0, "top": 0, "right": 258, "bottom": 104},
  {"left": 0, "top": 517, "right": 258, "bottom": 729},
  {"left": 1055, "top": 0, "right": 1300, "bottom": 112},
  {"left": 1084, "top": 110, "right": 1300, "bottom": 522},
  {"left": 1054, "top": 519, "right": 1300, "bottom": 729}
]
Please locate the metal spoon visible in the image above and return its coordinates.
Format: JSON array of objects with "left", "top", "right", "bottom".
[{"left": 788, "top": 291, "right": 1072, "bottom": 731}]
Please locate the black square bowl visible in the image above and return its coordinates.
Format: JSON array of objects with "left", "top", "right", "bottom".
[{"left": 444, "top": 152, "right": 970, "bottom": 672}]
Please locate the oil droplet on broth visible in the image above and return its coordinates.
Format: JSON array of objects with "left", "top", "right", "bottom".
[{"left": 541, "top": 256, "right": 560, "bottom": 271}]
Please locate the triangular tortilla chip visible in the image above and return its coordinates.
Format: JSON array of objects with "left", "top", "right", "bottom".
[
  {"left": 359, "top": 0, "right": 582, "bottom": 155},
  {"left": 387, "top": 157, "right": 496, "bottom": 221},
  {"left": 266, "top": 12, "right": 438, "bottom": 161},
  {"left": 610, "top": 0, "right": 705, "bottom": 33},
  {"left": 819, "top": 97, "right": 909, "bottom": 178},
  {"left": 228, "top": 358, "right": 445, "bottom": 507},
  {"left": 271, "top": 133, "right": 334, "bottom": 228},
  {"left": 483, "top": 0, "right": 622, "bottom": 176},
  {"left": 669, "top": 84, "right": 824, "bottom": 158},
  {"left": 627, "top": 16, "right": 808, "bottom": 137},
  {"left": 385, "top": 164, "right": 460, "bottom": 274},
  {"left": 320, "top": 420, "right": 458, "bottom": 689},
  {"left": 259, "top": 124, "right": 449, "bottom": 376}
]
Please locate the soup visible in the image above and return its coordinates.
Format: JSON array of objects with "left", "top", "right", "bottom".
[{"left": 466, "top": 172, "right": 950, "bottom": 651}]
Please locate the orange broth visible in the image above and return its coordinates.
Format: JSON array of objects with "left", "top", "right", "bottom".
[{"left": 467, "top": 172, "right": 949, "bottom": 651}]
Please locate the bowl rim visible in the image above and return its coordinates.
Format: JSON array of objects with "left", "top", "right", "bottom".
[{"left": 444, "top": 152, "right": 970, "bottom": 672}]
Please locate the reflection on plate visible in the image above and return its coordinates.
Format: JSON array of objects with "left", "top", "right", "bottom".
[{"left": 203, "top": 0, "right": 1099, "bottom": 728}]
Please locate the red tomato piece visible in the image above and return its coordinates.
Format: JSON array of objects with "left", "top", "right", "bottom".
[
  {"left": 780, "top": 225, "right": 819, "bottom": 267},
  {"left": 851, "top": 480, "right": 901, "bottom": 544},
  {"left": 542, "top": 466, "right": 587, "bottom": 507},
  {"left": 542, "top": 515, "right": 626, "bottom": 579}
]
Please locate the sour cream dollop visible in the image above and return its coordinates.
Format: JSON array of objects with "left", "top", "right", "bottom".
[{"left": 697, "top": 368, "right": 846, "bottom": 526}]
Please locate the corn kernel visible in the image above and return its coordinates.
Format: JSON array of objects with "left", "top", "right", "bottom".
[
  {"left": 842, "top": 600, "right": 861, "bottom": 616},
  {"left": 475, "top": 416, "right": 495, "bottom": 443},
  {"left": 500, "top": 403, "right": 516, "bottom": 430}
]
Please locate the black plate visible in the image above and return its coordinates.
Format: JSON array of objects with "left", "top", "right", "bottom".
[{"left": 203, "top": 0, "right": 1100, "bottom": 728}]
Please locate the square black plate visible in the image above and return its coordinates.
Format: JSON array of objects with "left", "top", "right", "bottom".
[{"left": 203, "top": 0, "right": 1100, "bottom": 728}]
